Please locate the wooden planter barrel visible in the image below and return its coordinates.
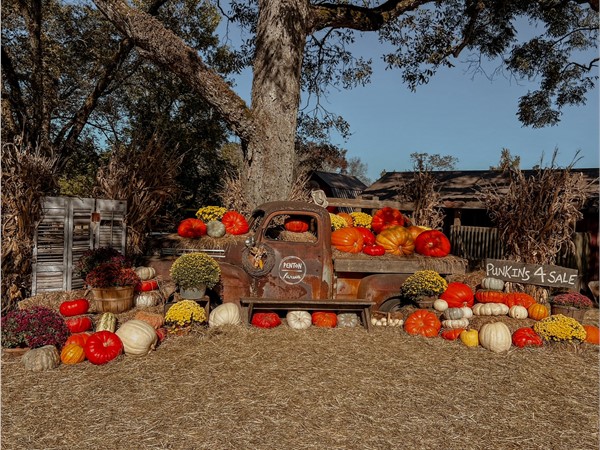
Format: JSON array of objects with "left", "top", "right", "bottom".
[{"left": 92, "top": 286, "right": 135, "bottom": 313}]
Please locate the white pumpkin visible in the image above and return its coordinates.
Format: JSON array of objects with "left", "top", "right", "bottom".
[
  {"left": 134, "top": 266, "right": 156, "bottom": 281},
  {"left": 134, "top": 291, "right": 162, "bottom": 308},
  {"left": 480, "top": 277, "right": 505, "bottom": 291},
  {"left": 460, "top": 306, "right": 474, "bottom": 319},
  {"left": 479, "top": 322, "right": 512, "bottom": 353},
  {"left": 115, "top": 319, "right": 158, "bottom": 356},
  {"left": 286, "top": 310, "right": 312, "bottom": 330},
  {"left": 337, "top": 313, "right": 359, "bottom": 328},
  {"left": 209, "top": 303, "right": 242, "bottom": 327},
  {"left": 433, "top": 299, "right": 449, "bottom": 312},
  {"left": 443, "top": 307, "right": 464, "bottom": 320},
  {"left": 441, "top": 318, "right": 470, "bottom": 329},
  {"left": 472, "top": 302, "right": 509, "bottom": 316},
  {"left": 508, "top": 305, "right": 528, "bottom": 319}
]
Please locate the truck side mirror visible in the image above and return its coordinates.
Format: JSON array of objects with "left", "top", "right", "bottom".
[{"left": 245, "top": 236, "right": 255, "bottom": 248}]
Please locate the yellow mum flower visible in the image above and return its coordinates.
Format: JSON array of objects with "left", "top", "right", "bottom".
[
  {"left": 400, "top": 270, "right": 448, "bottom": 300},
  {"left": 533, "top": 314, "right": 586, "bottom": 342},
  {"left": 165, "top": 300, "right": 207, "bottom": 327},
  {"left": 350, "top": 212, "right": 372, "bottom": 228},
  {"left": 330, "top": 213, "right": 347, "bottom": 230},
  {"left": 196, "top": 206, "right": 227, "bottom": 222}
]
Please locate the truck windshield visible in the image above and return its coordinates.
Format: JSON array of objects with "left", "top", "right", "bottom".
[{"left": 264, "top": 213, "right": 318, "bottom": 243}]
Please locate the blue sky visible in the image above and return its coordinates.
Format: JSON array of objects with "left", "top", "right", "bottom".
[{"left": 223, "top": 26, "right": 599, "bottom": 183}]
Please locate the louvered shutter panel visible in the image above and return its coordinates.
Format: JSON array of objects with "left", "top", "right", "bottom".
[{"left": 94, "top": 199, "right": 127, "bottom": 251}]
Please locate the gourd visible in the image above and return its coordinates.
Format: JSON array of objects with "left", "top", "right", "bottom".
[
  {"left": 331, "top": 227, "right": 364, "bottom": 254},
  {"left": 527, "top": 303, "right": 549, "bottom": 321},
  {"left": 286, "top": 310, "right": 312, "bottom": 330},
  {"left": 206, "top": 220, "right": 226, "bottom": 238},
  {"left": 440, "top": 282, "right": 475, "bottom": 308},
  {"left": 60, "top": 343, "right": 86, "bottom": 364},
  {"left": 134, "top": 311, "right": 165, "bottom": 329},
  {"left": 134, "top": 291, "right": 162, "bottom": 308},
  {"left": 337, "top": 313, "right": 359, "bottom": 328},
  {"left": 475, "top": 289, "right": 506, "bottom": 304},
  {"left": 472, "top": 302, "right": 509, "bottom": 316},
  {"left": 460, "top": 306, "right": 474, "bottom": 319},
  {"left": 433, "top": 299, "right": 449, "bottom": 312},
  {"left": 209, "top": 303, "right": 242, "bottom": 327},
  {"left": 441, "top": 318, "right": 470, "bottom": 329},
  {"left": 96, "top": 312, "right": 117, "bottom": 333},
  {"left": 508, "top": 305, "right": 528, "bottom": 319},
  {"left": 480, "top": 277, "right": 505, "bottom": 291},
  {"left": 460, "top": 329, "right": 479, "bottom": 347},
  {"left": 134, "top": 266, "right": 156, "bottom": 281},
  {"left": 443, "top": 307, "right": 464, "bottom": 320},
  {"left": 312, "top": 311, "right": 337, "bottom": 328},
  {"left": 115, "top": 320, "right": 158, "bottom": 356},
  {"left": 22, "top": 345, "right": 60, "bottom": 371},
  {"left": 479, "top": 322, "right": 512, "bottom": 353},
  {"left": 375, "top": 226, "right": 415, "bottom": 256}
]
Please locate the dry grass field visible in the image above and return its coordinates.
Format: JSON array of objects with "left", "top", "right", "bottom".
[{"left": 2, "top": 307, "right": 598, "bottom": 450}]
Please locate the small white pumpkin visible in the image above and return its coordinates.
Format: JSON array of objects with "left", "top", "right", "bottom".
[
  {"left": 460, "top": 306, "right": 474, "bottom": 319},
  {"left": 480, "top": 277, "right": 505, "bottom": 291},
  {"left": 135, "top": 266, "right": 156, "bottom": 281},
  {"left": 441, "top": 318, "right": 470, "bottom": 329},
  {"left": 209, "top": 302, "right": 242, "bottom": 327},
  {"left": 134, "top": 291, "right": 162, "bottom": 308},
  {"left": 472, "top": 302, "right": 509, "bottom": 316},
  {"left": 433, "top": 299, "right": 449, "bottom": 312},
  {"left": 479, "top": 322, "right": 512, "bottom": 353},
  {"left": 508, "top": 305, "right": 528, "bottom": 319},
  {"left": 286, "top": 310, "right": 312, "bottom": 330},
  {"left": 337, "top": 313, "right": 359, "bottom": 328},
  {"left": 115, "top": 319, "right": 158, "bottom": 356}
]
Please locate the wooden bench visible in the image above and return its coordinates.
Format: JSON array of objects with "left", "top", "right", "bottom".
[{"left": 239, "top": 298, "right": 375, "bottom": 332}]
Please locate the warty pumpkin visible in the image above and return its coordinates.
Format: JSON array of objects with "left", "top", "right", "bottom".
[
  {"left": 206, "top": 220, "right": 226, "bottom": 238},
  {"left": 331, "top": 227, "right": 364, "bottom": 253},
  {"left": 22, "top": 345, "right": 61, "bottom": 372},
  {"left": 375, "top": 226, "right": 415, "bottom": 256},
  {"left": 479, "top": 322, "right": 512, "bottom": 353}
]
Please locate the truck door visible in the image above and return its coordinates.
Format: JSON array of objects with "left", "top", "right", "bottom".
[{"left": 242, "top": 211, "right": 333, "bottom": 300}]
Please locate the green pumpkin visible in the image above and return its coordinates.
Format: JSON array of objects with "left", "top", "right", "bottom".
[{"left": 206, "top": 220, "right": 226, "bottom": 238}]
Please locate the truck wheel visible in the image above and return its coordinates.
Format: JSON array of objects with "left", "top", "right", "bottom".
[
  {"left": 378, "top": 298, "right": 403, "bottom": 312},
  {"left": 241, "top": 244, "right": 276, "bottom": 277}
]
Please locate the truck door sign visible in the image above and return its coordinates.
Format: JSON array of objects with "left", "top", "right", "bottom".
[{"left": 278, "top": 256, "right": 306, "bottom": 285}]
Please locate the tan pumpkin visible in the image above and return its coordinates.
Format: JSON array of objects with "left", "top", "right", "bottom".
[
  {"left": 286, "top": 310, "right": 312, "bottom": 330},
  {"left": 479, "top": 322, "right": 512, "bottom": 353},
  {"left": 508, "top": 305, "right": 528, "bottom": 319},
  {"left": 22, "top": 345, "right": 60, "bottom": 372},
  {"left": 472, "top": 302, "right": 509, "bottom": 316},
  {"left": 209, "top": 303, "right": 242, "bottom": 327},
  {"left": 134, "top": 266, "right": 156, "bottom": 281},
  {"left": 115, "top": 320, "right": 158, "bottom": 356},
  {"left": 134, "top": 311, "right": 165, "bottom": 329},
  {"left": 441, "top": 318, "right": 470, "bottom": 329}
]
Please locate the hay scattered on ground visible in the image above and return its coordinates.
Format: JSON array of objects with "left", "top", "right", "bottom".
[{"left": 2, "top": 308, "right": 598, "bottom": 450}]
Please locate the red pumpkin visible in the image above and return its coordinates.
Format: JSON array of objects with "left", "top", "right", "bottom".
[
  {"left": 221, "top": 211, "right": 249, "bottom": 235},
  {"left": 65, "top": 316, "right": 93, "bottom": 333},
  {"left": 312, "top": 311, "right": 337, "bottom": 328},
  {"left": 59, "top": 298, "right": 89, "bottom": 317},
  {"left": 475, "top": 289, "right": 506, "bottom": 304},
  {"left": 414, "top": 230, "right": 451, "bottom": 257},
  {"left": 441, "top": 328, "right": 465, "bottom": 341},
  {"left": 584, "top": 325, "right": 600, "bottom": 345},
  {"left": 84, "top": 331, "right": 123, "bottom": 365},
  {"left": 371, "top": 207, "right": 405, "bottom": 233},
  {"left": 65, "top": 332, "right": 92, "bottom": 348},
  {"left": 284, "top": 216, "right": 309, "bottom": 233},
  {"left": 355, "top": 227, "right": 376, "bottom": 246},
  {"left": 512, "top": 327, "right": 543, "bottom": 348},
  {"left": 156, "top": 327, "right": 168, "bottom": 343},
  {"left": 375, "top": 226, "right": 415, "bottom": 256},
  {"left": 363, "top": 244, "right": 386, "bottom": 256},
  {"left": 331, "top": 227, "right": 364, "bottom": 253},
  {"left": 251, "top": 312, "right": 281, "bottom": 328},
  {"left": 403, "top": 309, "right": 441, "bottom": 337},
  {"left": 177, "top": 218, "right": 207, "bottom": 238},
  {"left": 440, "top": 282, "right": 474, "bottom": 308},
  {"left": 504, "top": 292, "right": 536, "bottom": 309},
  {"left": 136, "top": 279, "right": 159, "bottom": 292}
]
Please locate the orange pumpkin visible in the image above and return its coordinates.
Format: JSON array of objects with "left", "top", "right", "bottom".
[
  {"left": 60, "top": 343, "right": 86, "bottom": 364},
  {"left": 406, "top": 225, "right": 428, "bottom": 241},
  {"left": 375, "top": 226, "right": 415, "bottom": 256},
  {"left": 65, "top": 332, "right": 92, "bottom": 348},
  {"left": 475, "top": 289, "right": 506, "bottom": 304},
  {"left": 504, "top": 292, "right": 536, "bottom": 309},
  {"left": 527, "top": 303, "right": 549, "bottom": 321},
  {"left": 404, "top": 309, "right": 441, "bottom": 337},
  {"left": 583, "top": 325, "right": 600, "bottom": 344},
  {"left": 337, "top": 213, "right": 354, "bottom": 227},
  {"left": 312, "top": 311, "right": 337, "bottom": 328},
  {"left": 331, "top": 227, "right": 364, "bottom": 253}
]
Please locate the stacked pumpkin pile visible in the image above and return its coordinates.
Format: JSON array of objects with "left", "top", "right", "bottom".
[
  {"left": 330, "top": 207, "right": 451, "bottom": 258},
  {"left": 134, "top": 266, "right": 162, "bottom": 308},
  {"left": 403, "top": 275, "right": 599, "bottom": 352},
  {"left": 177, "top": 206, "right": 249, "bottom": 239}
]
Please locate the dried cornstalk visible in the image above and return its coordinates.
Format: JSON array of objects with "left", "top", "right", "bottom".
[
  {"left": 395, "top": 171, "right": 444, "bottom": 229},
  {"left": 1, "top": 138, "right": 58, "bottom": 312},
  {"left": 217, "top": 173, "right": 251, "bottom": 217},
  {"left": 94, "top": 134, "right": 183, "bottom": 255}
]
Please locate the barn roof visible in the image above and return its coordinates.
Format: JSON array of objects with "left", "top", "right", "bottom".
[{"left": 310, "top": 171, "right": 368, "bottom": 192}]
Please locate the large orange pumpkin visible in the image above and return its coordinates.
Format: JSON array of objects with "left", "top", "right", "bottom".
[
  {"left": 475, "top": 289, "right": 506, "bottom": 304},
  {"left": 527, "top": 303, "right": 549, "bottom": 321},
  {"left": 440, "top": 282, "right": 475, "bottom": 308},
  {"left": 583, "top": 325, "right": 600, "bottom": 344},
  {"left": 375, "top": 226, "right": 414, "bottom": 256},
  {"left": 404, "top": 309, "right": 441, "bottom": 337},
  {"left": 371, "top": 207, "right": 404, "bottom": 233},
  {"left": 331, "top": 227, "right": 364, "bottom": 253},
  {"left": 504, "top": 292, "right": 536, "bottom": 309}
]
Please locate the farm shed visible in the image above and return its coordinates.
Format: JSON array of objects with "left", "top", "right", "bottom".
[
  {"left": 360, "top": 169, "right": 599, "bottom": 285},
  {"left": 307, "top": 171, "right": 367, "bottom": 212}
]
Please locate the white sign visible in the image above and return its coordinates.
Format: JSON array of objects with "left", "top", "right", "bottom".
[{"left": 278, "top": 256, "right": 306, "bottom": 285}]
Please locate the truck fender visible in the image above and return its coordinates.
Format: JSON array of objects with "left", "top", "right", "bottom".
[
  {"left": 357, "top": 273, "right": 412, "bottom": 311},
  {"left": 215, "top": 262, "right": 252, "bottom": 308}
]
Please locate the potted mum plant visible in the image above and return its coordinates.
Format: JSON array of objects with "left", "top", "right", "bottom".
[
  {"left": 85, "top": 262, "right": 141, "bottom": 313},
  {"left": 169, "top": 252, "right": 221, "bottom": 299},
  {"left": 1, "top": 306, "right": 70, "bottom": 354},
  {"left": 550, "top": 291, "right": 594, "bottom": 322},
  {"left": 399, "top": 270, "right": 448, "bottom": 308}
]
